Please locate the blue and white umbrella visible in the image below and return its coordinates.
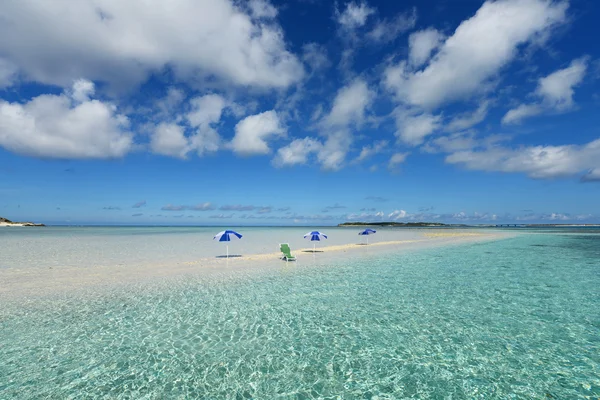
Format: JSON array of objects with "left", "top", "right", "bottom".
[
  {"left": 358, "top": 228, "right": 376, "bottom": 244},
  {"left": 304, "top": 231, "right": 327, "bottom": 252},
  {"left": 213, "top": 230, "right": 242, "bottom": 258}
]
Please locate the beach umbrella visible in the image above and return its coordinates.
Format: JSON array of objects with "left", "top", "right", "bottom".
[
  {"left": 358, "top": 228, "right": 376, "bottom": 244},
  {"left": 303, "top": 231, "right": 327, "bottom": 252},
  {"left": 213, "top": 230, "right": 242, "bottom": 258}
]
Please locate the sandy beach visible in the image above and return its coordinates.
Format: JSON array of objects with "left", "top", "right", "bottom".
[{"left": 0, "top": 228, "right": 509, "bottom": 302}]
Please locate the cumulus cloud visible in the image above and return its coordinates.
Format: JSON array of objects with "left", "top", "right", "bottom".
[
  {"left": 503, "top": 57, "right": 588, "bottom": 124},
  {"left": 0, "top": 79, "right": 132, "bottom": 159},
  {"left": 150, "top": 93, "right": 226, "bottom": 158},
  {"left": 388, "top": 152, "right": 409, "bottom": 169},
  {"left": 150, "top": 123, "right": 189, "bottom": 158},
  {"left": 445, "top": 138, "right": 600, "bottom": 180},
  {"left": 230, "top": 110, "right": 286, "bottom": 155},
  {"left": 394, "top": 108, "right": 441, "bottom": 146},
  {"left": 322, "top": 78, "right": 374, "bottom": 128},
  {"left": 408, "top": 28, "right": 445, "bottom": 67},
  {"left": 272, "top": 137, "right": 323, "bottom": 167},
  {"left": 187, "top": 94, "right": 227, "bottom": 128},
  {"left": 384, "top": 0, "right": 568, "bottom": 109},
  {"left": 388, "top": 210, "right": 407, "bottom": 220},
  {"left": 355, "top": 140, "right": 388, "bottom": 162},
  {"left": 0, "top": 0, "right": 304, "bottom": 90},
  {"left": 336, "top": 2, "right": 375, "bottom": 31},
  {"left": 248, "top": 0, "right": 278, "bottom": 19},
  {"left": 155, "top": 88, "right": 186, "bottom": 118},
  {"left": 537, "top": 57, "right": 588, "bottom": 109},
  {"left": 274, "top": 78, "right": 374, "bottom": 170},
  {"left": 317, "top": 79, "right": 375, "bottom": 170},
  {"left": 367, "top": 8, "right": 417, "bottom": 43},
  {"left": 445, "top": 101, "right": 490, "bottom": 132}
]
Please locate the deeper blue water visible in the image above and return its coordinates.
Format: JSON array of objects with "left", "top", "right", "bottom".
[{"left": 1, "top": 232, "right": 599, "bottom": 399}]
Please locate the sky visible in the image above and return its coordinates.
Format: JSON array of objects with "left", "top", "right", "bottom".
[{"left": 1, "top": 0, "right": 599, "bottom": 226}]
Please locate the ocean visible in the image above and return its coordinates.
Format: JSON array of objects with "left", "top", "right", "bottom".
[{"left": 1, "top": 227, "right": 599, "bottom": 398}]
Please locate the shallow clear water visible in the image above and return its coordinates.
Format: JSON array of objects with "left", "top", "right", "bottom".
[{"left": 1, "top": 233, "right": 599, "bottom": 398}]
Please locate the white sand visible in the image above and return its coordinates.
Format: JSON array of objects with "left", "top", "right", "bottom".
[{"left": 0, "top": 228, "right": 511, "bottom": 301}]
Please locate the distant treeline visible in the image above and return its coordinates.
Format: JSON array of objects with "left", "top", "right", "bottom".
[{"left": 338, "top": 222, "right": 462, "bottom": 227}]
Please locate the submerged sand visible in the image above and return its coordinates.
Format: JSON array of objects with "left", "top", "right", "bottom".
[{"left": 0, "top": 228, "right": 512, "bottom": 302}]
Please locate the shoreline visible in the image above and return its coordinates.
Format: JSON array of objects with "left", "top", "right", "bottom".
[{"left": 0, "top": 230, "right": 512, "bottom": 304}]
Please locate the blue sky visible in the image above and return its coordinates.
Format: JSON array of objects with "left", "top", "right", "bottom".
[{"left": 1, "top": 0, "right": 599, "bottom": 225}]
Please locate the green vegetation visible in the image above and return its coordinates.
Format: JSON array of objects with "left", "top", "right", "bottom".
[{"left": 0, "top": 216, "right": 45, "bottom": 226}]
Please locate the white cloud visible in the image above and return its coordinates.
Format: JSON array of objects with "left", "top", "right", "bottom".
[
  {"left": 503, "top": 57, "right": 588, "bottom": 124},
  {"left": 0, "top": 58, "right": 18, "bottom": 88},
  {"left": 367, "top": 8, "right": 417, "bottom": 43},
  {"left": 388, "top": 210, "right": 407, "bottom": 220},
  {"left": 316, "top": 131, "right": 352, "bottom": 171},
  {"left": 346, "top": 211, "right": 384, "bottom": 221},
  {"left": 355, "top": 140, "right": 388, "bottom": 162},
  {"left": 322, "top": 78, "right": 374, "bottom": 128},
  {"left": 150, "top": 93, "right": 226, "bottom": 158},
  {"left": 446, "top": 101, "right": 490, "bottom": 132},
  {"left": 248, "top": 0, "right": 278, "bottom": 19},
  {"left": 150, "top": 123, "right": 189, "bottom": 159},
  {"left": 189, "top": 126, "right": 221, "bottom": 156},
  {"left": 71, "top": 78, "right": 95, "bottom": 103},
  {"left": 548, "top": 212, "right": 569, "bottom": 220},
  {"left": 423, "top": 131, "right": 508, "bottom": 154},
  {"left": 272, "top": 137, "right": 323, "bottom": 167},
  {"left": 502, "top": 104, "right": 543, "bottom": 124},
  {"left": 394, "top": 107, "right": 441, "bottom": 146},
  {"left": 337, "top": 2, "right": 375, "bottom": 31},
  {"left": 408, "top": 28, "right": 444, "bottom": 67},
  {"left": 581, "top": 168, "right": 600, "bottom": 182},
  {"left": 155, "top": 87, "right": 186, "bottom": 118},
  {"left": 302, "top": 43, "right": 330, "bottom": 71},
  {"left": 231, "top": 110, "right": 285, "bottom": 155},
  {"left": 0, "top": 79, "right": 132, "bottom": 159},
  {"left": 0, "top": 0, "right": 304, "bottom": 90},
  {"left": 388, "top": 152, "right": 409, "bottom": 169},
  {"left": 297, "top": 78, "right": 376, "bottom": 170},
  {"left": 187, "top": 94, "right": 226, "bottom": 128},
  {"left": 445, "top": 138, "right": 600, "bottom": 179},
  {"left": 384, "top": 0, "right": 568, "bottom": 109},
  {"left": 537, "top": 57, "right": 587, "bottom": 109},
  {"left": 186, "top": 94, "right": 226, "bottom": 156}
]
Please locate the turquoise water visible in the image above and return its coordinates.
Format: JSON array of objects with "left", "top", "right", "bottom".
[{"left": 1, "top": 232, "right": 599, "bottom": 398}]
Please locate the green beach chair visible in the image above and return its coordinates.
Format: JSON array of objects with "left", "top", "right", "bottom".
[{"left": 280, "top": 243, "right": 297, "bottom": 261}]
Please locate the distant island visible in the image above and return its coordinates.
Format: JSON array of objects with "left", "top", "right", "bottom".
[
  {"left": 338, "top": 222, "right": 464, "bottom": 227},
  {"left": 340, "top": 221, "right": 600, "bottom": 228},
  {"left": 0, "top": 216, "right": 45, "bottom": 227}
]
